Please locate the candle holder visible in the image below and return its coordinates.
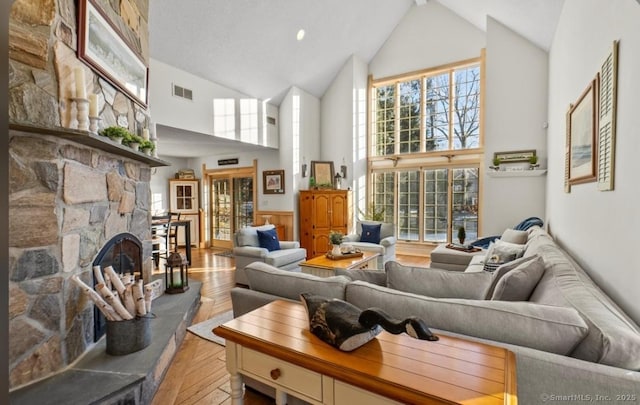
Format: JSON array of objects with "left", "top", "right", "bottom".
[
  {"left": 89, "top": 116, "right": 102, "bottom": 134},
  {"left": 72, "top": 97, "right": 90, "bottom": 131},
  {"left": 69, "top": 99, "right": 79, "bottom": 130}
]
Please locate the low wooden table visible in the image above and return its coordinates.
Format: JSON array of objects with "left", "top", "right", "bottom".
[
  {"left": 214, "top": 300, "right": 517, "bottom": 405},
  {"left": 300, "top": 251, "right": 380, "bottom": 277}
]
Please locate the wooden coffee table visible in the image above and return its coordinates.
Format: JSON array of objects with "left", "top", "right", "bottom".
[
  {"left": 214, "top": 300, "right": 517, "bottom": 405},
  {"left": 300, "top": 251, "right": 380, "bottom": 277}
]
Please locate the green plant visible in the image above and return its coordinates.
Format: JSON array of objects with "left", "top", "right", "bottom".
[
  {"left": 457, "top": 226, "right": 466, "bottom": 243},
  {"left": 140, "top": 139, "right": 155, "bottom": 151},
  {"left": 529, "top": 155, "right": 538, "bottom": 165},
  {"left": 123, "top": 133, "right": 143, "bottom": 146},
  {"left": 309, "top": 177, "right": 316, "bottom": 187},
  {"left": 329, "top": 230, "right": 343, "bottom": 245},
  {"left": 492, "top": 156, "right": 502, "bottom": 166},
  {"left": 358, "top": 203, "right": 385, "bottom": 221},
  {"left": 100, "top": 126, "right": 130, "bottom": 140}
]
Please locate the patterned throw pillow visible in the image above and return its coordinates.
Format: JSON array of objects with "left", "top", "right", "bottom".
[
  {"left": 257, "top": 228, "right": 281, "bottom": 251},
  {"left": 360, "top": 223, "right": 382, "bottom": 244}
]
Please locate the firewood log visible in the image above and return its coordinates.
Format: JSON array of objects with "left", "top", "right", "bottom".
[
  {"left": 104, "top": 266, "right": 126, "bottom": 295},
  {"left": 132, "top": 280, "right": 147, "bottom": 316},
  {"left": 93, "top": 265, "right": 105, "bottom": 285},
  {"left": 96, "top": 283, "right": 133, "bottom": 320},
  {"left": 123, "top": 284, "right": 136, "bottom": 318},
  {"left": 144, "top": 285, "right": 153, "bottom": 313},
  {"left": 71, "top": 276, "right": 119, "bottom": 321}
]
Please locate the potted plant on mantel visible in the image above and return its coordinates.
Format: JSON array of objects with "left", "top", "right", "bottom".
[
  {"left": 100, "top": 126, "right": 129, "bottom": 144},
  {"left": 490, "top": 156, "right": 502, "bottom": 171},
  {"left": 529, "top": 155, "right": 540, "bottom": 170}
]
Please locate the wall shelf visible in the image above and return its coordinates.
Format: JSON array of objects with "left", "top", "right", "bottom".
[
  {"left": 487, "top": 169, "right": 547, "bottom": 178},
  {"left": 10, "top": 122, "right": 170, "bottom": 167}
]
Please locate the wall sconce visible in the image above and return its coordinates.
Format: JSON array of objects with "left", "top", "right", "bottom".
[
  {"left": 340, "top": 165, "right": 347, "bottom": 180},
  {"left": 301, "top": 163, "right": 307, "bottom": 178}
]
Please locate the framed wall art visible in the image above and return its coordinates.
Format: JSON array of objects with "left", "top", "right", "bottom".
[
  {"left": 567, "top": 78, "right": 597, "bottom": 185},
  {"left": 78, "top": 0, "right": 149, "bottom": 107},
  {"left": 263, "top": 170, "right": 285, "bottom": 194},
  {"left": 493, "top": 149, "right": 536, "bottom": 163},
  {"left": 310, "top": 161, "right": 335, "bottom": 187}
]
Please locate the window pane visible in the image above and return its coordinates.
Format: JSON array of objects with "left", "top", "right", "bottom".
[
  {"left": 372, "top": 172, "right": 395, "bottom": 223},
  {"left": 374, "top": 85, "right": 395, "bottom": 156},
  {"left": 398, "top": 80, "right": 421, "bottom": 154},
  {"left": 424, "top": 74, "right": 450, "bottom": 151},
  {"left": 451, "top": 168, "right": 479, "bottom": 242},
  {"left": 398, "top": 171, "right": 419, "bottom": 241},
  {"left": 423, "top": 169, "right": 448, "bottom": 242},
  {"left": 452, "top": 66, "right": 480, "bottom": 149}
]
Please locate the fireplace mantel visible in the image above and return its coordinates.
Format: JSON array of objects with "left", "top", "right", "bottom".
[{"left": 10, "top": 122, "right": 170, "bottom": 167}]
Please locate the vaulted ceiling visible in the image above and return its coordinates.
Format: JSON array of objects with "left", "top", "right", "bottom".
[{"left": 149, "top": 0, "right": 565, "bottom": 157}]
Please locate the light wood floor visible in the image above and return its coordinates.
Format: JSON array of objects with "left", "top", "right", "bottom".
[{"left": 151, "top": 249, "right": 430, "bottom": 405}]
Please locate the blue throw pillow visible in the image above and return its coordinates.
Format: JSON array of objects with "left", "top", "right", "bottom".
[
  {"left": 257, "top": 228, "right": 281, "bottom": 251},
  {"left": 360, "top": 223, "right": 382, "bottom": 244}
]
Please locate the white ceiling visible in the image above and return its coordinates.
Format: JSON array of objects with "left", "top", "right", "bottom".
[{"left": 149, "top": 0, "right": 565, "bottom": 158}]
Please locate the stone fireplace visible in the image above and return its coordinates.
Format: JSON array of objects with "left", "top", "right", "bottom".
[{"left": 8, "top": 124, "right": 165, "bottom": 389}]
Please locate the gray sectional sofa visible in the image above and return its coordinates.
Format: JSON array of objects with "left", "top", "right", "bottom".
[{"left": 230, "top": 226, "right": 640, "bottom": 404}]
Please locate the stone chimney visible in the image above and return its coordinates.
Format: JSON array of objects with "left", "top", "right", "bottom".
[{"left": 8, "top": 0, "right": 160, "bottom": 390}]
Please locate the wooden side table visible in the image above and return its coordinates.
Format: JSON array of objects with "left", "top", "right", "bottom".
[{"left": 214, "top": 300, "right": 517, "bottom": 405}]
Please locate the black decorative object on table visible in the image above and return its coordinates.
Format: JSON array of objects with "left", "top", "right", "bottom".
[
  {"left": 300, "top": 293, "right": 438, "bottom": 352},
  {"left": 359, "top": 307, "right": 438, "bottom": 341}
]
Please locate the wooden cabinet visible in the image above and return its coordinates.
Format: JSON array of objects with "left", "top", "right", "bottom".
[
  {"left": 299, "top": 189, "right": 351, "bottom": 259},
  {"left": 169, "top": 179, "right": 200, "bottom": 247}
]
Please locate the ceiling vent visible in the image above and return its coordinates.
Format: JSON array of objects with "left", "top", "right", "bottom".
[
  {"left": 172, "top": 84, "right": 193, "bottom": 101},
  {"left": 266, "top": 116, "right": 276, "bottom": 125}
]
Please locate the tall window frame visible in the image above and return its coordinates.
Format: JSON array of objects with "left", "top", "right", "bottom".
[{"left": 368, "top": 54, "right": 485, "bottom": 245}]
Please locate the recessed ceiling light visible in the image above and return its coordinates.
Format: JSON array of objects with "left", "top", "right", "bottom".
[{"left": 296, "top": 29, "right": 305, "bottom": 41}]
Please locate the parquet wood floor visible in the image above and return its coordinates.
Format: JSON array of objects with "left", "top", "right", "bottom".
[{"left": 151, "top": 248, "right": 429, "bottom": 405}]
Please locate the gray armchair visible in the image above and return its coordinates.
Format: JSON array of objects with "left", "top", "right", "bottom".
[
  {"left": 232, "top": 224, "right": 307, "bottom": 285},
  {"left": 342, "top": 220, "right": 397, "bottom": 268}
]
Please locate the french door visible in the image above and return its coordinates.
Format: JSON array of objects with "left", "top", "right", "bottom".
[{"left": 205, "top": 163, "right": 257, "bottom": 249}]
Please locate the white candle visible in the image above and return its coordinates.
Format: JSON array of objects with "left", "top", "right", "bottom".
[
  {"left": 88, "top": 94, "right": 98, "bottom": 117},
  {"left": 74, "top": 67, "right": 86, "bottom": 99},
  {"left": 142, "top": 128, "right": 150, "bottom": 140}
]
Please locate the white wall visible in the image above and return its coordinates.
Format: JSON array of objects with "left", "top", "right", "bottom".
[
  {"left": 369, "top": 2, "right": 486, "bottom": 79},
  {"left": 547, "top": 0, "right": 640, "bottom": 324},
  {"left": 149, "top": 58, "right": 241, "bottom": 136},
  {"left": 280, "top": 86, "right": 321, "bottom": 238},
  {"left": 150, "top": 58, "right": 278, "bottom": 147},
  {"left": 320, "top": 55, "right": 368, "bottom": 229},
  {"left": 483, "top": 18, "right": 549, "bottom": 235}
]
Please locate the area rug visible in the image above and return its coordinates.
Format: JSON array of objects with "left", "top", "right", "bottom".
[{"left": 187, "top": 310, "right": 234, "bottom": 346}]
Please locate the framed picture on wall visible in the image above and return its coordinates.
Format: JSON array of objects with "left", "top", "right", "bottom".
[
  {"left": 263, "top": 170, "right": 285, "bottom": 194},
  {"left": 567, "top": 78, "right": 597, "bottom": 185},
  {"left": 78, "top": 0, "right": 149, "bottom": 107},
  {"left": 310, "top": 161, "right": 334, "bottom": 187}
]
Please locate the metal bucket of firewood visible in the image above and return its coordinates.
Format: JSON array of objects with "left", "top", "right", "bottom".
[{"left": 106, "top": 315, "right": 152, "bottom": 355}]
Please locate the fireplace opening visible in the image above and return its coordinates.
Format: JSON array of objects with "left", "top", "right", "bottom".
[{"left": 92, "top": 232, "right": 144, "bottom": 342}]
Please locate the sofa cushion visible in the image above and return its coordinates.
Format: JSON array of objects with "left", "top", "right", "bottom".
[
  {"left": 485, "top": 240, "right": 526, "bottom": 267},
  {"left": 483, "top": 255, "right": 538, "bottom": 299},
  {"left": 245, "top": 262, "right": 349, "bottom": 301},
  {"left": 257, "top": 228, "right": 280, "bottom": 251},
  {"left": 501, "top": 228, "right": 529, "bottom": 245},
  {"left": 360, "top": 223, "right": 382, "bottom": 244},
  {"left": 345, "top": 280, "right": 589, "bottom": 355},
  {"left": 526, "top": 232, "right": 640, "bottom": 370},
  {"left": 358, "top": 221, "right": 394, "bottom": 239},
  {"left": 491, "top": 255, "right": 545, "bottom": 301},
  {"left": 263, "top": 248, "right": 307, "bottom": 268},
  {"left": 237, "top": 225, "right": 276, "bottom": 247},
  {"left": 386, "top": 261, "right": 491, "bottom": 300}
]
